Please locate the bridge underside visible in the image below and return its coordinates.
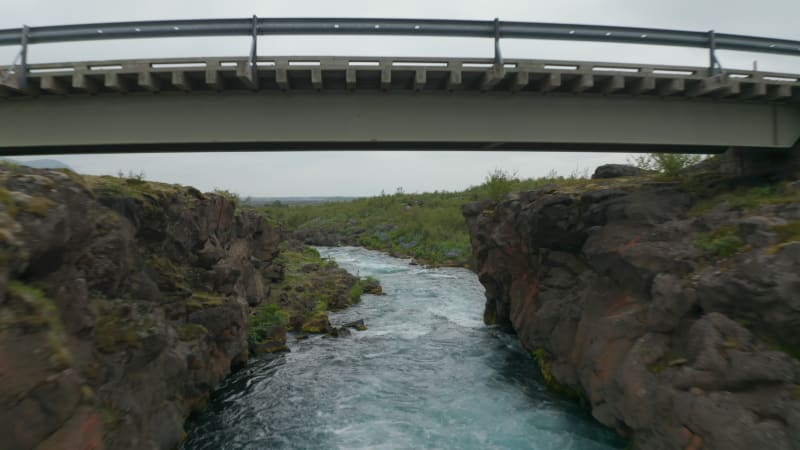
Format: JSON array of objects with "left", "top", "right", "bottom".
[{"left": 2, "top": 90, "right": 800, "bottom": 155}]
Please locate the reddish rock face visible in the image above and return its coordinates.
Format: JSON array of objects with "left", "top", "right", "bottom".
[
  {"left": 464, "top": 180, "right": 800, "bottom": 450},
  {"left": 0, "top": 168, "right": 281, "bottom": 450}
]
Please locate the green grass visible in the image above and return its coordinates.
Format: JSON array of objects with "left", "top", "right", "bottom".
[
  {"left": 94, "top": 315, "right": 141, "bottom": 353},
  {"left": 186, "top": 292, "right": 227, "bottom": 310},
  {"left": 248, "top": 302, "right": 290, "bottom": 347},
  {"left": 690, "top": 183, "right": 800, "bottom": 216},
  {"left": 0, "top": 160, "right": 21, "bottom": 169},
  {"left": 260, "top": 171, "right": 594, "bottom": 266},
  {"left": 772, "top": 221, "right": 800, "bottom": 245},
  {"left": 694, "top": 226, "right": 746, "bottom": 258},
  {"left": 178, "top": 323, "right": 208, "bottom": 341}
]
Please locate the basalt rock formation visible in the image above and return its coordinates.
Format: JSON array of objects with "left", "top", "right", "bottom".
[
  {"left": 0, "top": 167, "right": 281, "bottom": 450},
  {"left": 464, "top": 168, "right": 800, "bottom": 449}
]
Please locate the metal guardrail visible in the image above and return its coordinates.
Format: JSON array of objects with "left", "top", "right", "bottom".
[{"left": 2, "top": 17, "right": 800, "bottom": 89}]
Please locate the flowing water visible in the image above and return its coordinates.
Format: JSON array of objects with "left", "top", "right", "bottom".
[{"left": 183, "top": 247, "right": 625, "bottom": 450}]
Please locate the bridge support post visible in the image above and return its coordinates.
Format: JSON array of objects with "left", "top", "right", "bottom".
[
  {"left": 493, "top": 18, "right": 503, "bottom": 67},
  {"left": 720, "top": 146, "right": 800, "bottom": 177},
  {"left": 17, "top": 25, "right": 30, "bottom": 90},
  {"left": 248, "top": 15, "right": 259, "bottom": 89},
  {"left": 708, "top": 30, "right": 723, "bottom": 77}
]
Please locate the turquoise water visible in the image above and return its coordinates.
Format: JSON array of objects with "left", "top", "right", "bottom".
[{"left": 183, "top": 246, "right": 625, "bottom": 450}]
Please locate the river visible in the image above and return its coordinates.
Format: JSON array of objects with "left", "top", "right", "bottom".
[{"left": 182, "top": 246, "right": 625, "bottom": 450}]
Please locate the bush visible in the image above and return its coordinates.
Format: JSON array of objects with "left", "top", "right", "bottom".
[
  {"left": 248, "top": 303, "right": 289, "bottom": 346},
  {"left": 629, "top": 153, "right": 706, "bottom": 178},
  {"left": 482, "top": 168, "right": 518, "bottom": 201},
  {"left": 213, "top": 188, "right": 241, "bottom": 210}
]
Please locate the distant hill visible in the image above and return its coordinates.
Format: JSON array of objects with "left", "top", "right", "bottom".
[
  {"left": 245, "top": 196, "right": 360, "bottom": 206},
  {"left": 1, "top": 158, "right": 72, "bottom": 170}
]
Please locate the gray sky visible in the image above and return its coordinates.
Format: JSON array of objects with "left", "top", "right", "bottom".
[{"left": 4, "top": 1, "right": 800, "bottom": 196}]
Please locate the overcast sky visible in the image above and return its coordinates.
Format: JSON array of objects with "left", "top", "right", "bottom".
[{"left": 4, "top": 1, "right": 800, "bottom": 196}]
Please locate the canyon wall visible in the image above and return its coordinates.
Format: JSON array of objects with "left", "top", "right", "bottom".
[
  {"left": 464, "top": 171, "right": 800, "bottom": 449},
  {"left": 0, "top": 167, "right": 281, "bottom": 450}
]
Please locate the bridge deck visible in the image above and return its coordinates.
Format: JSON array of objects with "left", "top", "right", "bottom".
[
  {"left": 2, "top": 57, "right": 800, "bottom": 154},
  {"left": 2, "top": 56, "right": 800, "bottom": 100}
]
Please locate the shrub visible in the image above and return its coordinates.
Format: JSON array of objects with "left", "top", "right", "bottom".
[
  {"left": 629, "top": 153, "right": 706, "bottom": 178},
  {"left": 482, "top": 168, "right": 519, "bottom": 202},
  {"left": 248, "top": 303, "right": 289, "bottom": 346},
  {"left": 213, "top": 188, "right": 241, "bottom": 210},
  {"left": 695, "top": 226, "right": 745, "bottom": 258}
]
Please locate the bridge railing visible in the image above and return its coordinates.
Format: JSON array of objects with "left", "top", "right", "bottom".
[{"left": 2, "top": 17, "right": 800, "bottom": 89}]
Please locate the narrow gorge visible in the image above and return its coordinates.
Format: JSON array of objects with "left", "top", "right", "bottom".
[{"left": 3, "top": 159, "right": 800, "bottom": 450}]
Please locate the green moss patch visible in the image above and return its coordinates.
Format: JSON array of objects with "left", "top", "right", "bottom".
[
  {"left": 690, "top": 182, "right": 800, "bottom": 216},
  {"left": 6, "top": 281, "right": 60, "bottom": 329},
  {"left": 18, "top": 195, "right": 56, "bottom": 217},
  {"left": 94, "top": 315, "right": 141, "bottom": 353},
  {"left": 0, "top": 188, "right": 18, "bottom": 217},
  {"left": 0, "top": 160, "right": 21, "bottom": 169},
  {"left": 85, "top": 175, "right": 199, "bottom": 209},
  {"left": 248, "top": 302, "right": 290, "bottom": 350},
  {"left": 532, "top": 348, "right": 588, "bottom": 406},
  {"left": 5, "top": 281, "right": 72, "bottom": 368},
  {"left": 695, "top": 226, "right": 746, "bottom": 258},
  {"left": 772, "top": 221, "right": 800, "bottom": 245},
  {"left": 187, "top": 292, "right": 227, "bottom": 310},
  {"left": 178, "top": 323, "right": 208, "bottom": 341}
]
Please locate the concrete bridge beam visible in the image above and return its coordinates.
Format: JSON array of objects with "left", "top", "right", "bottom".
[
  {"left": 628, "top": 76, "right": 656, "bottom": 95},
  {"left": 206, "top": 70, "right": 225, "bottom": 91},
  {"left": 3, "top": 90, "right": 799, "bottom": 153},
  {"left": 537, "top": 73, "right": 561, "bottom": 92},
  {"left": 570, "top": 74, "right": 594, "bottom": 93},
  {"left": 171, "top": 72, "right": 192, "bottom": 92},
  {"left": 104, "top": 73, "right": 131, "bottom": 93},
  {"left": 510, "top": 72, "right": 529, "bottom": 92},
  {"left": 445, "top": 70, "right": 462, "bottom": 91},
  {"left": 381, "top": 68, "right": 391, "bottom": 91},
  {"left": 600, "top": 75, "right": 625, "bottom": 95},
  {"left": 236, "top": 62, "right": 258, "bottom": 90},
  {"left": 657, "top": 78, "right": 685, "bottom": 96},
  {"left": 137, "top": 72, "right": 160, "bottom": 92},
  {"left": 414, "top": 70, "right": 427, "bottom": 91},
  {"left": 72, "top": 73, "right": 101, "bottom": 94},
  {"left": 480, "top": 66, "right": 505, "bottom": 91},
  {"left": 768, "top": 84, "right": 793, "bottom": 100},
  {"left": 40, "top": 76, "right": 69, "bottom": 95}
]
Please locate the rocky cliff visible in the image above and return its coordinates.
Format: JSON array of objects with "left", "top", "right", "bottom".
[
  {"left": 0, "top": 167, "right": 282, "bottom": 450},
  {"left": 464, "top": 169, "right": 800, "bottom": 449}
]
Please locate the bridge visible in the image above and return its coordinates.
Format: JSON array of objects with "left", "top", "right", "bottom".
[{"left": 1, "top": 18, "right": 800, "bottom": 155}]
